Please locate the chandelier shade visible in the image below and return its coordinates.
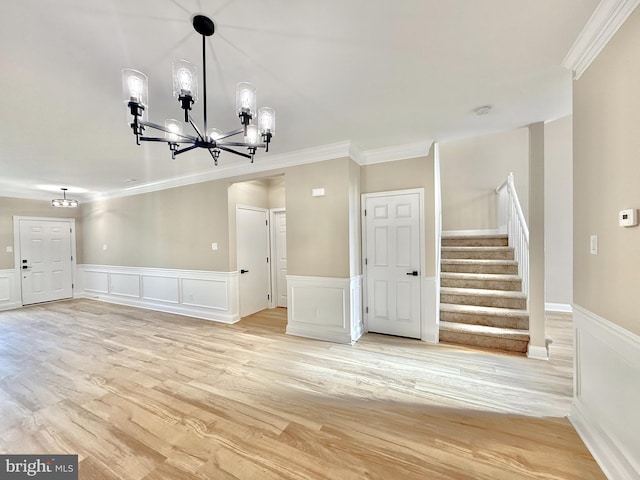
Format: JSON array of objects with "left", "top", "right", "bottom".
[{"left": 122, "top": 14, "right": 275, "bottom": 165}]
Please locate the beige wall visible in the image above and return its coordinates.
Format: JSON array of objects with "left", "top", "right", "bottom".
[
  {"left": 268, "top": 176, "right": 286, "bottom": 209},
  {"left": 439, "top": 128, "right": 529, "bottom": 231},
  {"left": 285, "top": 158, "right": 351, "bottom": 278},
  {"left": 0, "top": 196, "right": 82, "bottom": 270},
  {"left": 573, "top": 6, "right": 640, "bottom": 335},
  {"left": 81, "top": 181, "right": 231, "bottom": 271},
  {"left": 361, "top": 153, "right": 436, "bottom": 276},
  {"left": 544, "top": 116, "right": 573, "bottom": 306}
]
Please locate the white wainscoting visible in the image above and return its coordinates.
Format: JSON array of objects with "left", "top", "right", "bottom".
[
  {"left": 0, "top": 269, "right": 21, "bottom": 311},
  {"left": 570, "top": 305, "right": 640, "bottom": 479},
  {"left": 422, "top": 276, "right": 439, "bottom": 344},
  {"left": 76, "top": 265, "right": 239, "bottom": 324},
  {"left": 286, "top": 275, "right": 362, "bottom": 344}
]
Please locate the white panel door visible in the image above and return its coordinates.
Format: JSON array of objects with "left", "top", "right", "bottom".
[
  {"left": 364, "top": 192, "right": 421, "bottom": 338},
  {"left": 273, "top": 211, "right": 287, "bottom": 308},
  {"left": 20, "top": 219, "right": 73, "bottom": 305},
  {"left": 237, "top": 206, "right": 270, "bottom": 317}
]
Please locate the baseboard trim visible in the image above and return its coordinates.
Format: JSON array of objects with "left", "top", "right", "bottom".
[
  {"left": 545, "top": 302, "right": 573, "bottom": 313},
  {"left": 570, "top": 400, "right": 638, "bottom": 480},
  {"left": 527, "top": 344, "right": 549, "bottom": 360}
]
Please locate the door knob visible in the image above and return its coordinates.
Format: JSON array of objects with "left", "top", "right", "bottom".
[
  {"left": 240, "top": 269, "right": 249, "bottom": 274},
  {"left": 406, "top": 271, "right": 419, "bottom": 276}
]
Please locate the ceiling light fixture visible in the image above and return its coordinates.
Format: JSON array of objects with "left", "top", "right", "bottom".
[
  {"left": 52, "top": 188, "right": 78, "bottom": 208},
  {"left": 122, "top": 15, "right": 275, "bottom": 165}
]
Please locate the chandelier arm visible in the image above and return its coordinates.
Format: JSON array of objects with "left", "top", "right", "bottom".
[
  {"left": 215, "top": 128, "right": 244, "bottom": 141},
  {"left": 220, "top": 141, "right": 267, "bottom": 148},
  {"left": 217, "top": 145, "right": 253, "bottom": 160},
  {"left": 173, "top": 144, "right": 201, "bottom": 156},
  {"left": 141, "top": 120, "right": 199, "bottom": 142},
  {"left": 140, "top": 136, "right": 174, "bottom": 142}
]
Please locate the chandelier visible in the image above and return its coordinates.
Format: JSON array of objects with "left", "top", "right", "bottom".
[
  {"left": 122, "top": 15, "right": 275, "bottom": 165},
  {"left": 52, "top": 188, "right": 78, "bottom": 208}
]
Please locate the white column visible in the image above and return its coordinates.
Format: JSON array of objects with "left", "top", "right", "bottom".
[{"left": 528, "top": 122, "right": 547, "bottom": 359}]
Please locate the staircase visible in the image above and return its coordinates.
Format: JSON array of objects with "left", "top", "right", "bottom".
[{"left": 439, "top": 233, "right": 529, "bottom": 353}]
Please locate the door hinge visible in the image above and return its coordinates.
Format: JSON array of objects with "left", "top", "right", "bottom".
[
  {"left": 71, "top": 256, "right": 73, "bottom": 261},
  {"left": 365, "top": 258, "right": 368, "bottom": 265},
  {"left": 266, "top": 220, "right": 268, "bottom": 226},
  {"left": 364, "top": 209, "right": 367, "bottom": 216},
  {"left": 366, "top": 306, "right": 369, "bottom": 314},
  {"left": 266, "top": 257, "right": 269, "bottom": 263},
  {"left": 72, "top": 283, "right": 74, "bottom": 289},
  {"left": 267, "top": 294, "right": 270, "bottom": 300}
]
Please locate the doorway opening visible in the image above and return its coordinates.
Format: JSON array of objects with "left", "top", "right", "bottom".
[{"left": 228, "top": 176, "right": 286, "bottom": 319}]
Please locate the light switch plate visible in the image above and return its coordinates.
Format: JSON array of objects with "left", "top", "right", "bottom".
[
  {"left": 211, "top": 242, "right": 218, "bottom": 251},
  {"left": 590, "top": 235, "right": 598, "bottom": 255},
  {"left": 6, "top": 246, "right": 12, "bottom": 253}
]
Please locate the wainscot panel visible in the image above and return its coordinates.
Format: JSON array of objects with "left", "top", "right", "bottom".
[
  {"left": 286, "top": 275, "right": 362, "bottom": 345},
  {"left": 0, "top": 269, "right": 21, "bottom": 311},
  {"left": 76, "top": 265, "right": 239, "bottom": 324},
  {"left": 570, "top": 305, "right": 640, "bottom": 480},
  {"left": 109, "top": 272, "right": 140, "bottom": 298}
]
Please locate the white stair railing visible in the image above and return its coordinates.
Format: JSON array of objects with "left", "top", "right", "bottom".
[{"left": 496, "top": 172, "right": 529, "bottom": 303}]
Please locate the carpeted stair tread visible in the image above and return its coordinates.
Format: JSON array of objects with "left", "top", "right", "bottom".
[
  {"left": 440, "top": 303, "right": 528, "bottom": 317},
  {"left": 441, "top": 234, "right": 508, "bottom": 247},
  {"left": 439, "top": 321, "right": 529, "bottom": 340},
  {"left": 440, "top": 287, "right": 527, "bottom": 299},
  {"left": 441, "top": 259, "right": 518, "bottom": 266},
  {"left": 441, "top": 272, "right": 521, "bottom": 282},
  {"left": 441, "top": 246, "right": 513, "bottom": 252}
]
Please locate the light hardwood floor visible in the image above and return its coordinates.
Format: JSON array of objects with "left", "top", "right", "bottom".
[{"left": 0, "top": 300, "right": 604, "bottom": 479}]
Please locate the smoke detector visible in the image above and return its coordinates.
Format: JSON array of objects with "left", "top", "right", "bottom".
[{"left": 473, "top": 105, "right": 492, "bottom": 116}]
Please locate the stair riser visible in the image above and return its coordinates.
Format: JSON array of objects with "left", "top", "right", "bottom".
[
  {"left": 439, "top": 329, "right": 528, "bottom": 353},
  {"left": 440, "top": 293, "right": 527, "bottom": 310},
  {"left": 441, "top": 263, "right": 518, "bottom": 275},
  {"left": 440, "top": 311, "right": 529, "bottom": 330},
  {"left": 441, "top": 278, "right": 522, "bottom": 291},
  {"left": 442, "top": 237, "right": 508, "bottom": 247},
  {"left": 441, "top": 250, "right": 514, "bottom": 260}
]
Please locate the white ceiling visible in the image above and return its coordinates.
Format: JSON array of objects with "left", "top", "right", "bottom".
[{"left": 0, "top": 0, "right": 599, "bottom": 201}]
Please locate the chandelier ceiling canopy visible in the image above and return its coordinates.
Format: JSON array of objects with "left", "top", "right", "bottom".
[{"left": 122, "top": 14, "right": 275, "bottom": 166}]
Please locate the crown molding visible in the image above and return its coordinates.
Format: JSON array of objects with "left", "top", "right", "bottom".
[
  {"left": 89, "top": 141, "right": 352, "bottom": 202},
  {"left": 84, "top": 137, "right": 436, "bottom": 202},
  {"left": 356, "top": 139, "right": 433, "bottom": 165},
  {"left": 563, "top": 0, "right": 640, "bottom": 79}
]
